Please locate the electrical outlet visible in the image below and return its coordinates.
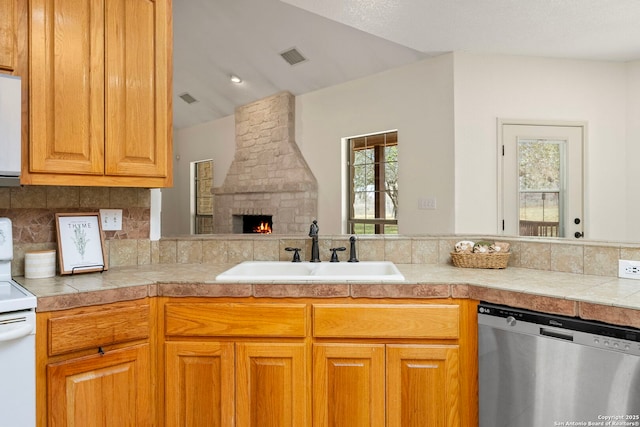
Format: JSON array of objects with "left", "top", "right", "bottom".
[
  {"left": 618, "top": 260, "right": 640, "bottom": 280},
  {"left": 99, "top": 209, "right": 123, "bottom": 231},
  {"left": 418, "top": 197, "right": 437, "bottom": 210}
]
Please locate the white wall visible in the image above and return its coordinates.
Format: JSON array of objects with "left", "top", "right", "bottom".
[
  {"left": 162, "top": 115, "right": 235, "bottom": 236},
  {"left": 295, "top": 54, "right": 455, "bottom": 235},
  {"left": 627, "top": 60, "right": 640, "bottom": 240},
  {"left": 453, "top": 53, "right": 629, "bottom": 241}
]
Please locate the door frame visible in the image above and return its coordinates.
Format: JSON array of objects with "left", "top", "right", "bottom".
[{"left": 497, "top": 118, "right": 588, "bottom": 238}]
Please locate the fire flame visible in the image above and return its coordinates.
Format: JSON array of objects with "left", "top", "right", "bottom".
[{"left": 253, "top": 222, "right": 272, "bottom": 234}]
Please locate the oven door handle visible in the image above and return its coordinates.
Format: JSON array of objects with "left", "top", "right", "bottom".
[{"left": 0, "top": 323, "right": 34, "bottom": 342}]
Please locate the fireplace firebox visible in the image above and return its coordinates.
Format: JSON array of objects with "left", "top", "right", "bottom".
[{"left": 233, "top": 215, "right": 273, "bottom": 234}]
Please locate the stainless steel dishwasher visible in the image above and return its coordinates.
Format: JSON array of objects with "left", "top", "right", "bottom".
[{"left": 478, "top": 302, "right": 640, "bottom": 427}]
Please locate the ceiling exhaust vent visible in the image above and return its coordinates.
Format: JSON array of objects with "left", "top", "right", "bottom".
[
  {"left": 280, "top": 48, "right": 307, "bottom": 66},
  {"left": 179, "top": 92, "right": 198, "bottom": 104}
]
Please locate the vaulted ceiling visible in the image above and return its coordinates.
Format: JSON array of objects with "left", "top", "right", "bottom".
[{"left": 173, "top": 0, "right": 640, "bottom": 129}]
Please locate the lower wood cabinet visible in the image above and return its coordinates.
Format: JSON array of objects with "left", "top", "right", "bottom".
[
  {"left": 313, "top": 343, "right": 460, "bottom": 427},
  {"left": 165, "top": 341, "right": 308, "bottom": 427},
  {"left": 386, "top": 345, "right": 460, "bottom": 427},
  {"left": 39, "top": 297, "right": 477, "bottom": 426},
  {"left": 165, "top": 341, "right": 235, "bottom": 426},
  {"left": 313, "top": 343, "right": 385, "bottom": 427},
  {"left": 162, "top": 301, "right": 310, "bottom": 427},
  {"left": 47, "top": 344, "right": 152, "bottom": 426},
  {"left": 160, "top": 298, "right": 477, "bottom": 427},
  {"left": 37, "top": 299, "right": 153, "bottom": 426}
]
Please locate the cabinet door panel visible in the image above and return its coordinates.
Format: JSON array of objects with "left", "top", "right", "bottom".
[
  {"left": 165, "top": 341, "right": 235, "bottom": 427},
  {"left": 0, "top": 0, "right": 15, "bottom": 71},
  {"left": 386, "top": 345, "right": 460, "bottom": 427},
  {"left": 47, "top": 344, "right": 151, "bottom": 426},
  {"left": 236, "top": 343, "right": 308, "bottom": 427},
  {"left": 313, "top": 344, "right": 385, "bottom": 427},
  {"left": 104, "top": 0, "right": 169, "bottom": 178},
  {"left": 30, "top": 0, "right": 105, "bottom": 174}
]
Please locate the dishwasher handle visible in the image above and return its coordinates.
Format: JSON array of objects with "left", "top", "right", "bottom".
[
  {"left": 0, "top": 322, "right": 34, "bottom": 342},
  {"left": 540, "top": 327, "right": 574, "bottom": 341}
]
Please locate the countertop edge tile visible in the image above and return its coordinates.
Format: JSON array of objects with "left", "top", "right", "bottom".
[
  {"left": 579, "top": 302, "right": 640, "bottom": 329},
  {"left": 253, "top": 283, "right": 350, "bottom": 298},
  {"left": 16, "top": 263, "right": 640, "bottom": 328},
  {"left": 35, "top": 285, "right": 150, "bottom": 312},
  {"left": 158, "top": 283, "right": 253, "bottom": 298},
  {"left": 350, "top": 283, "right": 451, "bottom": 298}
]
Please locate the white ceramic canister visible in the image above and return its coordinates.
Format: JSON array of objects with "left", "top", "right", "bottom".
[{"left": 25, "top": 250, "right": 56, "bottom": 279}]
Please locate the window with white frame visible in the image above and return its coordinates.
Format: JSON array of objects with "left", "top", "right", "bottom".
[{"left": 347, "top": 131, "right": 398, "bottom": 234}]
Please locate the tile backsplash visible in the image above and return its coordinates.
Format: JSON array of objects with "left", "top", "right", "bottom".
[
  {"left": 3, "top": 186, "right": 640, "bottom": 278},
  {"left": 0, "top": 186, "right": 151, "bottom": 274}
]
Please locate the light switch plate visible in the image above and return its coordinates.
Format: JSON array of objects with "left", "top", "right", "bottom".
[
  {"left": 99, "top": 209, "right": 123, "bottom": 231},
  {"left": 418, "top": 197, "right": 437, "bottom": 210}
]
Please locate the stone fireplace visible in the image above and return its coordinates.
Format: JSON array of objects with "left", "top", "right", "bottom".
[{"left": 212, "top": 92, "right": 318, "bottom": 234}]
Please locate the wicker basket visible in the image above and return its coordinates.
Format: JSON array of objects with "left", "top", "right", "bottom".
[{"left": 450, "top": 252, "right": 510, "bottom": 269}]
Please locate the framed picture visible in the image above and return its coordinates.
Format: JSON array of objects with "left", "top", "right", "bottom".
[{"left": 55, "top": 213, "right": 108, "bottom": 275}]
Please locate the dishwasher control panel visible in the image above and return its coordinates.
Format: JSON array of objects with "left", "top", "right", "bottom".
[{"left": 478, "top": 302, "right": 640, "bottom": 357}]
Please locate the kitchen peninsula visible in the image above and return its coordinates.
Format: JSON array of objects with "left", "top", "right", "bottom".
[{"left": 19, "top": 241, "right": 640, "bottom": 426}]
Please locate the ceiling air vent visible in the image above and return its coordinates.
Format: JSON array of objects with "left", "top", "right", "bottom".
[
  {"left": 179, "top": 92, "right": 198, "bottom": 104},
  {"left": 280, "top": 48, "right": 307, "bottom": 66}
]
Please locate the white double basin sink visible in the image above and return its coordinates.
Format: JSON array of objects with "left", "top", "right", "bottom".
[{"left": 215, "top": 261, "right": 405, "bottom": 282}]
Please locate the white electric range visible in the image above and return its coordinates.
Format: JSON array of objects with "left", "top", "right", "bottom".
[{"left": 0, "top": 217, "right": 37, "bottom": 427}]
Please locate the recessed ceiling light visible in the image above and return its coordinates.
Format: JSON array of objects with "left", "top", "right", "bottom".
[{"left": 230, "top": 75, "right": 243, "bottom": 84}]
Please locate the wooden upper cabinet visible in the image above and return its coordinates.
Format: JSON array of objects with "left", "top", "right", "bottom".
[
  {"left": 29, "top": 0, "right": 105, "bottom": 176},
  {"left": 104, "top": 0, "right": 169, "bottom": 178},
  {"left": 0, "top": 0, "right": 16, "bottom": 71},
  {"left": 26, "top": 0, "right": 172, "bottom": 187}
]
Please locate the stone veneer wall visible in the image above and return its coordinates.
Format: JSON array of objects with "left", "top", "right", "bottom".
[
  {"left": 212, "top": 91, "right": 318, "bottom": 234},
  {"left": 0, "top": 186, "right": 152, "bottom": 274}
]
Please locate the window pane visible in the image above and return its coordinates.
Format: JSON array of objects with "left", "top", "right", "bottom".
[
  {"left": 385, "top": 192, "right": 397, "bottom": 219},
  {"left": 519, "top": 192, "right": 559, "bottom": 222},
  {"left": 353, "top": 164, "right": 374, "bottom": 191},
  {"left": 384, "top": 224, "right": 398, "bottom": 234},
  {"left": 519, "top": 140, "right": 561, "bottom": 191},
  {"left": 353, "top": 148, "right": 373, "bottom": 166},
  {"left": 353, "top": 191, "right": 368, "bottom": 218}
]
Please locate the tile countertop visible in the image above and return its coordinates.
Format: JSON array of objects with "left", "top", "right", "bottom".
[{"left": 14, "top": 263, "right": 640, "bottom": 329}]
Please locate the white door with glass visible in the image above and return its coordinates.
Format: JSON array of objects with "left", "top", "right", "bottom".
[{"left": 500, "top": 122, "right": 584, "bottom": 239}]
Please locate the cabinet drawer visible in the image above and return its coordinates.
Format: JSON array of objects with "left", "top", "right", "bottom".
[
  {"left": 313, "top": 304, "right": 459, "bottom": 339},
  {"left": 165, "top": 303, "right": 308, "bottom": 338},
  {"left": 48, "top": 304, "right": 150, "bottom": 356}
]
